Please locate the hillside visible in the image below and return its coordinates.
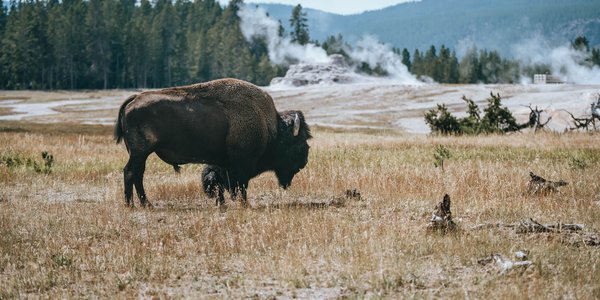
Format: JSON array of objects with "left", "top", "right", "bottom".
[{"left": 258, "top": 0, "right": 600, "bottom": 56}]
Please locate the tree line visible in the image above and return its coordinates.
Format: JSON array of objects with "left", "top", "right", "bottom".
[
  {"left": 0, "top": 0, "right": 284, "bottom": 89},
  {"left": 0, "top": 1, "right": 599, "bottom": 90}
]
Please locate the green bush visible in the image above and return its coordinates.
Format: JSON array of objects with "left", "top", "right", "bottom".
[
  {"left": 0, "top": 151, "right": 54, "bottom": 174},
  {"left": 424, "top": 92, "right": 521, "bottom": 135}
]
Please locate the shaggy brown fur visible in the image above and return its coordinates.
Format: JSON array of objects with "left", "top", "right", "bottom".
[{"left": 115, "top": 78, "right": 311, "bottom": 207}]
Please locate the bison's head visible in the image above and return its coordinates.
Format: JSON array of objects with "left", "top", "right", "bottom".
[{"left": 273, "top": 111, "right": 312, "bottom": 189}]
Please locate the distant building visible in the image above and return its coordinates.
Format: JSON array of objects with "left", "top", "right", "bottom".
[{"left": 533, "top": 74, "right": 564, "bottom": 84}]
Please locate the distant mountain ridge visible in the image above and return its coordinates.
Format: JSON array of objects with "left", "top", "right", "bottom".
[{"left": 256, "top": 0, "right": 600, "bottom": 56}]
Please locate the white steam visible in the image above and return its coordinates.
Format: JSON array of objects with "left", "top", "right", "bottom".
[
  {"left": 512, "top": 35, "right": 600, "bottom": 84},
  {"left": 238, "top": 6, "right": 331, "bottom": 65},
  {"left": 349, "top": 35, "right": 420, "bottom": 84},
  {"left": 238, "top": 5, "right": 420, "bottom": 85}
]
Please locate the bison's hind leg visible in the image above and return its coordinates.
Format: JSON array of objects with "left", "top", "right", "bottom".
[
  {"left": 124, "top": 153, "right": 151, "bottom": 208},
  {"left": 227, "top": 179, "right": 249, "bottom": 206}
]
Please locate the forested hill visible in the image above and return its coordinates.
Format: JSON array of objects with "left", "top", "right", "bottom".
[{"left": 260, "top": 0, "right": 600, "bottom": 55}]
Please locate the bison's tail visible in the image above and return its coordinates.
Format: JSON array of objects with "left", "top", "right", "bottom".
[{"left": 114, "top": 94, "right": 137, "bottom": 144}]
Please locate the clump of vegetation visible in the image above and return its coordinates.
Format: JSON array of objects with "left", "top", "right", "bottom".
[
  {"left": 433, "top": 145, "right": 451, "bottom": 172},
  {"left": 0, "top": 151, "right": 54, "bottom": 174},
  {"left": 425, "top": 92, "right": 522, "bottom": 135},
  {"left": 568, "top": 157, "right": 588, "bottom": 170},
  {"left": 568, "top": 152, "right": 592, "bottom": 170},
  {"left": 50, "top": 253, "right": 73, "bottom": 268}
]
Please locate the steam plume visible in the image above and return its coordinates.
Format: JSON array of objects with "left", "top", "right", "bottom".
[
  {"left": 238, "top": 6, "right": 330, "bottom": 65},
  {"left": 238, "top": 5, "right": 420, "bottom": 85},
  {"left": 512, "top": 35, "right": 600, "bottom": 84},
  {"left": 349, "top": 35, "right": 420, "bottom": 84}
]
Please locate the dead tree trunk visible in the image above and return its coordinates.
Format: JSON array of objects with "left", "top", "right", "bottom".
[
  {"left": 519, "top": 104, "right": 551, "bottom": 132},
  {"left": 427, "top": 194, "right": 456, "bottom": 232}
]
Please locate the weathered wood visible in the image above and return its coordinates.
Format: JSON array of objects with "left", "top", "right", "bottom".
[
  {"left": 527, "top": 172, "right": 567, "bottom": 195},
  {"left": 521, "top": 104, "right": 552, "bottom": 132},
  {"left": 471, "top": 218, "right": 598, "bottom": 247},
  {"left": 472, "top": 218, "right": 583, "bottom": 233},
  {"left": 345, "top": 188, "right": 362, "bottom": 200},
  {"left": 478, "top": 253, "right": 533, "bottom": 274},
  {"left": 427, "top": 194, "right": 457, "bottom": 231}
]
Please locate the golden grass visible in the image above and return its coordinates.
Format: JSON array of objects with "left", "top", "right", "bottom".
[{"left": 1, "top": 121, "right": 599, "bottom": 298}]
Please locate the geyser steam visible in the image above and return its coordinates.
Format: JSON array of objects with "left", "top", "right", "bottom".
[
  {"left": 238, "top": 6, "right": 331, "bottom": 65},
  {"left": 238, "top": 5, "right": 420, "bottom": 85},
  {"left": 513, "top": 35, "right": 600, "bottom": 84}
]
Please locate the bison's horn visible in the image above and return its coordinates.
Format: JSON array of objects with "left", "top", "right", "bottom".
[{"left": 293, "top": 113, "right": 300, "bottom": 137}]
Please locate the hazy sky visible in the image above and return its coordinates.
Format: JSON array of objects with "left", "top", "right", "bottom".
[{"left": 218, "top": 0, "right": 415, "bottom": 15}]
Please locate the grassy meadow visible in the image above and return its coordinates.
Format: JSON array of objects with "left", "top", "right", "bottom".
[{"left": 1, "top": 121, "right": 599, "bottom": 298}]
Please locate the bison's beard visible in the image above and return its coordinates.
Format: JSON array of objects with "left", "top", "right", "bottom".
[{"left": 276, "top": 171, "right": 294, "bottom": 189}]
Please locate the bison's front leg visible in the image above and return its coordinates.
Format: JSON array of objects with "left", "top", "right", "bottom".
[
  {"left": 216, "top": 185, "right": 225, "bottom": 206},
  {"left": 228, "top": 180, "right": 249, "bottom": 206}
]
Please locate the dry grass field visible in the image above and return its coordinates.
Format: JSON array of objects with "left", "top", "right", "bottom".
[{"left": 1, "top": 119, "right": 599, "bottom": 298}]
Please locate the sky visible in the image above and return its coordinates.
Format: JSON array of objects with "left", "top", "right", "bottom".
[{"left": 217, "top": 0, "right": 416, "bottom": 15}]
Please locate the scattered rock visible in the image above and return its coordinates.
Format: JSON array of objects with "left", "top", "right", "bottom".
[
  {"left": 514, "top": 250, "right": 529, "bottom": 260},
  {"left": 478, "top": 253, "right": 532, "bottom": 274}
]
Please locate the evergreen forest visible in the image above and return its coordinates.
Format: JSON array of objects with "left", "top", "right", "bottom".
[{"left": 0, "top": 0, "right": 599, "bottom": 90}]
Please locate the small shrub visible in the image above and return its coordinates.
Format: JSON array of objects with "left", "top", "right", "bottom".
[
  {"left": 115, "top": 275, "right": 132, "bottom": 292},
  {"left": 424, "top": 104, "right": 461, "bottom": 135},
  {"left": 433, "top": 145, "right": 452, "bottom": 172},
  {"left": 37, "top": 151, "right": 54, "bottom": 174},
  {"left": 50, "top": 254, "right": 73, "bottom": 268},
  {"left": 568, "top": 156, "right": 588, "bottom": 170},
  {"left": 0, "top": 151, "right": 54, "bottom": 174}
]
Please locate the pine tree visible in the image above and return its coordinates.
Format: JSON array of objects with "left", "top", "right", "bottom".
[
  {"left": 401, "top": 48, "right": 411, "bottom": 72},
  {"left": 424, "top": 45, "right": 438, "bottom": 80},
  {"left": 572, "top": 36, "right": 589, "bottom": 52},
  {"left": 592, "top": 48, "right": 600, "bottom": 67},
  {"left": 412, "top": 49, "right": 422, "bottom": 76},
  {"left": 458, "top": 47, "right": 481, "bottom": 83},
  {"left": 321, "top": 34, "right": 348, "bottom": 57},
  {"left": 85, "top": 0, "right": 112, "bottom": 88},
  {"left": 0, "top": 1, "right": 47, "bottom": 89},
  {"left": 289, "top": 4, "right": 309, "bottom": 45}
]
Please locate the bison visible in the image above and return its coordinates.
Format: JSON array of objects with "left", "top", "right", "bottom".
[{"left": 114, "top": 78, "right": 311, "bottom": 207}]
